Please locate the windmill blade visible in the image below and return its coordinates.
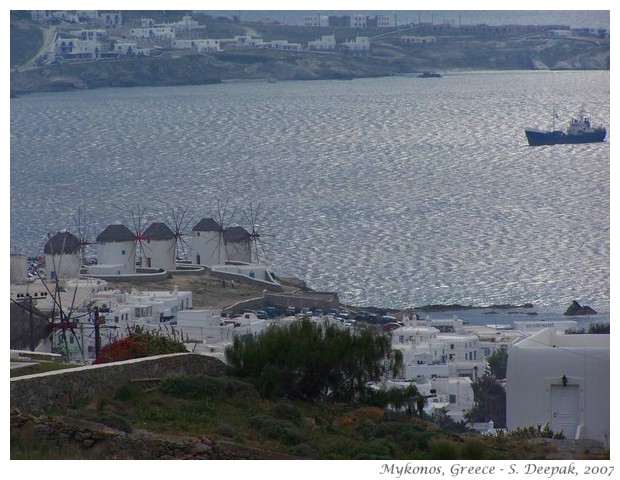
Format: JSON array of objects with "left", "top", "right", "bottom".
[
  {"left": 243, "top": 202, "right": 275, "bottom": 265},
  {"left": 73, "top": 206, "right": 96, "bottom": 266},
  {"left": 129, "top": 205, "right": 153, "bottom": 263},
  {"left": 209, "top": 199, "right": 239, "bottom": 263},
  {"left": 166, "top": 205, "right": 193, "bottom": 261}
]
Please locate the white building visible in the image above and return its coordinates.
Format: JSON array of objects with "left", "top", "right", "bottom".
[
  {"left": 176, "top": 308, "right": 231, "bottom": 343},
  {"left": 506, "top": 328, "right": 610, "bottom": 444},
  {"left": 401, "top": 35, "right": 436, "bottom": 45},
  {"left": 341, "top": 36, "right": 370, "bottom": 52},
  {"left": 91, "top": 222, "right": 137, "bottom": 276},
  {"left": 114, "top": 41, "right": 150, "bottom": 56},
  {"left": 376, "top": 15, "right": 396, "bottom": 28},
  {"left": 51, "top": 285, "right": 193, "bottom": 363},
  {"left": 303, "top": 14, "right": 329, "bottom": 27},
  {"left": 43, "top": 231, "right": 82, "bottom": 281},
  {"left": 263, "top": 40, "right": 302, "bottom": 51},
  {"left": 142, "top": 221, "right": 177, "bottom": 271},
  {"left": 172, "top": 39, "right": 221, "bottom": 53},
  {"left": 98, "top": 11, "right": 122, "bottom": 28},
  {"left": 54, "top": 38, "right": 101, "bottom": 60},
  {"left": 308, "top": 35, "right": 336, "bottom": 51},
  {"left": 71, "top": 29, "right": 107, "bottom": 41},
  {"left": 129, "top": 26, "right": 176, "bottom": 41}
]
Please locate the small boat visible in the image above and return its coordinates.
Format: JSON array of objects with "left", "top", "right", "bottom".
[
  {"left": 418, "top": 71, "right": 441, "bottom": 78},
  {"left": 525, "top": 108, "right": 607, "bottom": 146}
]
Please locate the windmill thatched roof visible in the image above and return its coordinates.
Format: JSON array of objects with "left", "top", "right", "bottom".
[
  {"left": 192, "top": 218, "right": 222, "bottom": 232},
  {"left": 96, "top": 223, "right": 136, "bottom": 243},
  {"left": 224, "top": 226, "right": 250, "bottom": 243},
  {"left": 43, "top": 231, "right": 81, "bottom": 255},
  {"left": 143, "top": 222, "right": 176, "bottom": 241}
]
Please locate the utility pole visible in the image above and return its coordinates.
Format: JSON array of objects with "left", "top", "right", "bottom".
[
  {"left": 94, "top": 306, "right": 102, "bottom": 358},
  {"left": 27, "top": 295, "right": 34, "bottom": 351}
]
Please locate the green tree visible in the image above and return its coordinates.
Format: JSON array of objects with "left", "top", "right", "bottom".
[
  {"left": 225, "top": 318, "right": 402, "bottom": 402},
  {"left": 486, "top": 348, "right": 508, "bottom": 379},
  {"left": 465, "top": 373, "right": 506, "bottom": 428}
]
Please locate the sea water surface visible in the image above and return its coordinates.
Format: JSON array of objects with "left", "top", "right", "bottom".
[{"left": 10, "top": 70, "right": 610, "bottom": 317}]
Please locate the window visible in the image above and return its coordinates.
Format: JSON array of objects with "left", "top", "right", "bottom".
[
  {"left": 449, "top": 395, "right": 456, "bottom": 404},
  {"left": 121, "top": 249, "right": 126, "bottom": 255},
  {"left": 450, "top": 344, "right": 455, "bottom": 350}
]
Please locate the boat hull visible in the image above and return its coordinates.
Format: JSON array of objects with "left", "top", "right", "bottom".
[{"left": 525, "top": 128, "right": 607, "bottom": 146}]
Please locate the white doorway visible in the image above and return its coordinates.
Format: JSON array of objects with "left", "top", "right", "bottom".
[{"left": 550, "top": 384, "right": 580, "bottom": 438}]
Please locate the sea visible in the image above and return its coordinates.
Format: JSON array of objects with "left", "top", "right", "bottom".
[{"left": 9, "top": 70, "right": 610, "bottom": 326}]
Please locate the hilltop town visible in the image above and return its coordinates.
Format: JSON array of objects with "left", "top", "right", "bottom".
[{"left": 10, "top": 10, "right": 610, "bottom": 95}]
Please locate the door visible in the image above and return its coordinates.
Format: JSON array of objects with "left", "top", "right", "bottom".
[{"left": 550, "top": 385, "right": 579, "bottom": 438}]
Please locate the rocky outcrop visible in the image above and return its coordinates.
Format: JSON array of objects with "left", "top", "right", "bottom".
[
  {"left": 10, "top": 407, "right": 297, "bottom": 459},
  {"left": 564, "top": 300, "right": 597, "bottom": 316}
]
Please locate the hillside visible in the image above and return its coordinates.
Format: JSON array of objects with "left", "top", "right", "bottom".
[
  {"left": 10, "top": 12, "right": 609, "bottom": 96},
  {"left": 11, "top": 371, "right": 609, "bottom": 460}
]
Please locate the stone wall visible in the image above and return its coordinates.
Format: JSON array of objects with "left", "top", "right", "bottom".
[{"left": 10, "top": 353, "right": 227, "bottom": 414}]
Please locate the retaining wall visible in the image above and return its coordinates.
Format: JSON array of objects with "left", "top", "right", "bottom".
[{"left": 10, "top": 353, "right": 227, "bottom": 414}]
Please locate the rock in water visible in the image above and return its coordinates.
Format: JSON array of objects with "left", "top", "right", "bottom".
[{"left": 564, "top": 300, "right": 597, "bottom": 316}]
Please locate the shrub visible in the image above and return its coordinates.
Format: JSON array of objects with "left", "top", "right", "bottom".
[
  {"left": 428, "top": 438, "right": 460, "bottom": 459},
  {"left": 269, "top": 403, "right": 304, "bottom": 427},
  {"left": 114, "top": 383, "right": 140, "bottom": 402},
  {"left": 460, "top": 437, "right": 488, "bottom": 459},
  {"left": 247, "top": 415, "right": 303, "bottom": 446},
  {"left": 93, "top": 331, "right": 186, "bottom": 364}
]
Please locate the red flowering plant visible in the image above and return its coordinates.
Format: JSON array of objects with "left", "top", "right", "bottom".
[{"left": 93, "top": 330, "right": 187, "bottom": 364}]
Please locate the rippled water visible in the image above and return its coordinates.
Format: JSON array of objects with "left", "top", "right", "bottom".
[{"left": 10, "top": 70, "right": 610, "bottom": 313}]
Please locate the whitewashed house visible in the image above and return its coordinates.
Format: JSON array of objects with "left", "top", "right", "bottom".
[
  {"left": 91, "top": 222, "right": 137, "bottom": 276},
  {"left": 52, "top": 286, "right": 192, "bottom": 363},
  {"left": 303, "top": 14, "right": 329, "bottom": 27},
  {"left": 341, "top": 36, "right": 370, "bottom": 52},
  {"left": 43, "top": 231, "right": 82, "bottom": 281},
  {"left": 401, "top": 35, "right": 437, "bottom": 45},
  {"left": 142, "top": 221, "right": 176, "bottom": 271},
  {"left": 308, "top": 35, "right": 336, "bottom": 51},
  {"left": 98, "top": 12, "right": 122, "bottom": 29},
  {"left": 53, "top": 38, "right": 101, "bottom": 60},
  {"left": 129, "top": 25, "right": 176, "bottom": 41},
  {"left": 506, "top": 328, "right": 610, "bottom": 444},
  {"left": 264, "top": 40, "right": 303, "bottom": 51},
  {"left": 172, "top": 39, "right": 220, "bottom": 53},
  {"left": 176, "top": 308, "right": 232, "bottom": 343},
  {"left": 114, "top": 41, "right": 150, "bottom": 57}
]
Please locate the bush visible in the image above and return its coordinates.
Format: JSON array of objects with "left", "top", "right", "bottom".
[
  {"left": 269, "top": 403, "right": 304, "bottom": 427},
  {"left": 93, "top": 331, "right": 186, "bottom": 364},
  {"left": 247, "top": 415, "right": 304, "bottom": 446},
  {"left": 460, "top": 437, "right": 488, "bottom": 459},
  {"left": 160, "top": 374, "right": 258, "bottom": 400},
  {"left": 428, "top": 439, "right": 460, "bottom": 459}
]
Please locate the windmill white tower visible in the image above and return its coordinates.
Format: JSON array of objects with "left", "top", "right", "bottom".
[
  {"left": 43, "top": 230, "right": 82, "bottom": 281},
  {"left": 141, "top": 221, "right": 176, "bottom": 270},
  {"left": 92, "top": 221, "right": 137, "bottom": 275},
  {"left": 190, "top": 200, "right": 238, "bottom": 266}
]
